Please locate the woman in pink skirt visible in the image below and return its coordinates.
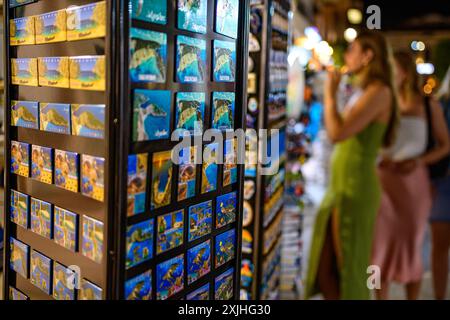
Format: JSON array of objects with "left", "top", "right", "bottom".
[{"left": 372, "top": 51, "right": 450, "bottom": 300}]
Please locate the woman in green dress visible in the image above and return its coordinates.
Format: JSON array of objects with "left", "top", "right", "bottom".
[{"left": 305, "top": 31, "right": 398, "bottom": 300}]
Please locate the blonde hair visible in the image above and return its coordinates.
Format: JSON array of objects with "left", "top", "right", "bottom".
[{"left": 356, "top": 31, "right": 399, "bottom": 147}]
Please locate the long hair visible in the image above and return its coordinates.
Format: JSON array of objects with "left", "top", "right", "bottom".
[
  {"left": 393, "top": 51, "right": 421, "bottom": 102},
  {"left": 437, "top": 65, "right": 450, "bottom": 101},
  {"left": 355, "top": 31, "right": 399, "bottom": 147}
]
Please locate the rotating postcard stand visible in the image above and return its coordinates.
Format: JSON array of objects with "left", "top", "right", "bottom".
[{"left": 3, "top": 0, "right": 249, "bottom": 300}]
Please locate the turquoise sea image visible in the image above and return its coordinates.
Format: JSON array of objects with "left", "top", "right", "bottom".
[
  {"left": 213, "top": 40, "right": 236, "bottom": 82},
  {"left": 176, "top": 92, "right": 205, "bottom": 136},
  {"left": 201, "top": 143, "right": 219, "bottom": 193},
  {"left": 177, "top": 0, "right": 207, "bottom": 34},
  {"left": 212, "top": 92, "right": 235, "bottom": 130},
  {"left": 215, "top": 0, "right": 239, "bottom": 39},
  {"left": 176, "top": 35, "right": 206, "bottom": 83},
  {"left": 131, "top": 0, "right": 167, "bottom": 25}
]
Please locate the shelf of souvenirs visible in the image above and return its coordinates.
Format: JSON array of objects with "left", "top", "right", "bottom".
[
  {"left": 260, "top": 238, "right": 282, "bottom": 299},
  {"left": 263, "top": 210, "right": 283, "bottom": 255},
  {"left": 272, "top": 0, "right": 290, "bottom": 21}
]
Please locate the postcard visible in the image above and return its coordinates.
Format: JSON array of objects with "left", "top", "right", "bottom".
[
  {"left": 11, "top": 140, "right": 30, "bottom": 177},
  {"left": 215, "top": 229, "right": 235, "bottom": 267},
  {"left": 31, "top": 145, "right": 53, "bottom": 184},
  {"left": 71, "top": 104, "right": 105, "bottom": 139},
  {"left": 176, "top": 35, "right": 206, "bottom": 83},
  {"left": 53, "top": 262, "right": 76, "bottom": 300},
  {"left": 10, "top": 16, "right": 35, "bottom": 46},
  {"left": 212, "top": 92, "right": 235, "bottom": 130},
  {"left": 178, "top": 146, "right": 197, "bottom": 201},
  {"left": 175, "top": 92, "right": 205, "bottom": 136},
  {"left": 30, "top": 197, "right": 53, "bottom": 239},
  {"left": 187, "top": 240, "right": 211, "bottom": 284},
  {"left": 156, "top": 254, "right": 184, "bottom": 300},
  {"left": 40, "top": 103, "right": 71, "bottom": 134},
  {"left": 66, "top": 1, "right": 106, "bottom": 41},
  {"left": 35, "top": 9, "right": 67, "bottom": 44},
  {"left": 54, "top": 149, "right": 78, "bottom": 192},
  {"left": 9, "top": 287, "right": 28, "bottom": 300},
  {"left": 81, "top": 155, "right": 105, "bottom": 202},
  {"left": 69, "top": 55, "right": 106, "bottom": 91},
  {"left": 11, "top": 58, "right": 38, "bottom": 86},
  {"left": 30, "top": 250, "right": 52, "bottom": 294},
  {"left": 215, "top": 0, "right": 239, "bottom": 39},
  {"left": 125, "top": 270, "right": 152, "bottom": 300},
  {"left": 216, "top": 191, "right": 237, "bottom": 228},
  {"left": 54, "top": 206, "right": 78, "bottom": 252},
  {"left": 213, "top": 40, "right": 236, "bottom": 82},
  {"left": 11, "top": 100, "right": 39, "bottom": 129},
  {"left": 201, "top": 143, "right": 219, "bottom": 194},
  {"left": 214, "top": 267, "right": 234, "bottom": 300},
  {"left": 10, "top": 237, "right": 29, "bottom": 278},
  {"left": 82, "top": 215, "right": 104, "bottom": 263},
  {"left": 157, "top": 209, "right": 184, "bottom": 255},
  {"left": 79, "top": 279, "right": 102, "bottom": 300},
  {"left": 188, "top": 200, "right": 212, "bottom": 242},
  {"left": 38, "top": 57, "right": 70, "bottom": 88},
  {"left": 133, "top": 89, "right": 171, "bottom": 141},
  {"left": 186, "top": 283, "right": 209, "bottom": 300},
  {"left": 177, "top": 0, "right": 207, "bottom": 34},
  {"left": 131, "top": 0, "right": 166, "bottom": 25},
  {"left": 223, "top": 139, "right": 237, "bottom": 186},
  {"left": 130, "top": 27, "right": 167, "bottom": 83},
  {"left": 127, "top": 153, "right": 147, "bottom": 217},
  {"left": 151, "top": 151, "right": 172, "bottom": 209},
  {"left": 9, "top": 0, "right": 36, "bottom": 8},
  {"left": 126, "top": 219, "right": 154, "bottom": 269},
  {"left": 10, "top": 190, "right": 29, "bottom": 229}
]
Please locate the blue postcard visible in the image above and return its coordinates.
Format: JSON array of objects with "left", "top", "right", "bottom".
[
  {"left": 216, "top": 191, "right": 237, "bottom": 228},
  {"left": 178, "top": 146, "right": 197, "bottom": 201},
  {"left": 11, "top": 100, "right": 39, "bottom": 129},
  {"left": 11, "top": 140, "right": 30, "bottom": 177},
  {"left": 10, "top": 237, "right": 29, "bottom": 278},
  {"left": 213, "top": 40, "right": 236, "bottom": 82},
  {"left": 188, "top": 200, "right": 212, "bottom": 242},
  {"left": 176, "top": 92, "right": 205, "bottom": 136},
  {"left": 80, "top": 279, "right": 102, "bottom": 300},
  {"left": 81, "top": 155, "right": 105, "bottom": 202},
  {"left": 31, "top": 145, "right": 53, "bottom": 184},
  {"left": 215, "top": 0, "right": 239, "bottom": 39},
  {"left": 125, "top": 270, "right": 152, "bottom": 300},
  {"left": 54, "top": 206, "right": 78, "bottom": 252},
  {"left": 40, "top": 103, "right": 71, "bottom": 134},
  {"left": 156, "top": 254, "right": 184, "bottom": 300},
  {"left": 31, "top": 198, "right": 53, "bottom": 239},
  {"left": 215, "top": 229, "right": 235, "bottom": 267},
  {"left": 55, "top": 149, "right": 79, "bottom": 192},
  {"left": 53, "top": 262, "right": 76, "bottom": 300},
  {"left": 131, "top": 0, "right": 166, "bottom": 25},
  {"left": 9, "top": 287, "right": 28, "bottom": 300},
  {"left": 157, "top": 209, "right": 184, "bottom": 255},
  {"left": 151, "top": 151, "right": 172, "bottom": 209},
  {"left": 130, "top": 28, "right": 167, "bottom": 83},
  {"left": 201, "top": 143, "right": 219, "bottom": 194},
  {"left": 215, "top": 267, "right": 234, "bottom": 300},
  {"left": 71, "top": 104, "right": 105, "bottom": 139},
  {"left": 82, "top": 215, "right": 104, "bottom": 263},
  {"left": 133, "top": 89, "right": 171, "bottom": 141},
  {"left": 11, "top": 190, "right": 29, "bottom": 229},
  {"left": 10, "top": 16, "right": 35, "bottom": 46},
  {"left": 126, "top": 219, "right": 154, "bottom": 269},
  {"left": 177, "top": 0, "right": 207, "bottom": 34},
  {"left": 127, "top": 153, "right": 148, "bottom": 217},
  {"left": 186, "top": 283, "right": 210, "bottom": 300},
  {"left": 224, "top": 139, "right": 238, "bottom": 186},
  {"left": 30, "top": 250, "right": 52, "bottom": 294},
  {"left": 212, "top": 92, "right": 235, "bottom": 130},
  {"left": 187, "top": 240, "right": 211, "bottom": 284},
  {"left": 176, "top": 36, "right": 206, "bottom": 83}
]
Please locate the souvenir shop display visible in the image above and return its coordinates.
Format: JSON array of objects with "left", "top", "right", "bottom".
[{"left": 3, "top": 0, "right": 249, "bottom": 300}]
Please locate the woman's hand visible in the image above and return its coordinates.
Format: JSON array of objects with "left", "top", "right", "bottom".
[{"left": 325, "top": 67, "right": 342, "bottom": 98}]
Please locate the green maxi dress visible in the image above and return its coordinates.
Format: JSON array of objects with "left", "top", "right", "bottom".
[{"left": 305, "top": 122, "right": 387, "bottom": 300}]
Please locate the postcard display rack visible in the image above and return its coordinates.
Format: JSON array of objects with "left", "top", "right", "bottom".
[
  {"left": 3, "top": 0, "right": 250, "bottom": 300},
  {"left": 241, "top": 0, "right": 289, "bottom": 300}
]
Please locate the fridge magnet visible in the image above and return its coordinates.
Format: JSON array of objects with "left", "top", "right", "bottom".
[
  {"left": 11, "top": 100, "right": 39, "bottom": 129},
  {"left": 186, "top": 283, "right": 209, "bottom": 300},
  {"left": 156, "top": 209, "right": 184, "bottom": 255},
  {"left": 125, "top": 270, "right": 152, "bottom": 300},
  {"left": 187, "top": 240, "right": 211, "bottom": 284},
  {"left": 81, "top": 155, "right": 105, "bottom": 202},
  {"left": 11, "top": 58, "right": 38, "bottom": 86},
  {"left": 54, "top": 206, "right": 78, "bottom": 252},
  {"left": 11, "top": 140, "right": 30, "bottom": 177},
  {"left": 69, "top": 55, "right": 106, "bottom": 91},
  {"left": 201, "top": 143, "right": 218, "bottom": 194},
  {"left": 79, "top": 279, "right": 102, "bottom": 300},
  {"left": 243, "top": 180, "right": 255, "bottom": 200},
  {"left": 71, "top": 104, "right": 105, "bottom": 139},
  {"left": 248, "top": 33, "right": 261, "bottom": 52},
  {"left": 215, "top": 228, "right": 235, "bottom": 267},
  {"left": 39, "top": 103, "right": 71, "bottom": 134},
  {"left": 10, "top": 190, "right": 29, "bottom": 229},
  {"left": 213, "top": 40, "right": 236, "bottom": 82},
  {"left": 156, "top": 254, "right": 184, "bottom": 300},
  {"left": 127, "top": 153, "right": 147, "bottom": 217},
  {"left": 132, "top": 89, "right": 171, "bottom": 141},
  {"left": 241, "top": 229, "right": 252, "bottom": 254},
  {"left": 38, "top": 57, "right": 70, "bottom": 88},
  {"left": 212, "top": 92, "right": 235, "bottom": 130},
  {"left": 31, "top": 145, "right": 53, "bottom": 184},
  {"left": 177, "top": 146, "right": 197, "bottom": 201},
  {"left": 131, "top": 0, "right": 166, "bottom": 25},
  {"left": 126, "top": 219, "right": 154, "bottom": 269},
  {"left": 215, "top": 0, "right": 239, "bottom": 39},
  {"left": 10, "top": 237, "right": 29, "bottom": 278},
  {"left": 66, "top": 1, "right": 106, "bottom": 41},
  {"left": 214, "top": 267, "right": 234, "bottom": 300},
  {"left": 240, "top": 259, "right": 254, "bottom": 287},
  {"left": 54, "top": 149, "right": 79, "bottom": 192},
  {"left": 82, "top": 215, "right": 104, "bottom": 263},
  {"left": 177, "top": 0, "right": 207, "bottom": 34},
  {"left": 188, "top": 200, "right": 212, "bottom": 242},
  {"left": 9, "top": 0, "right": 36, "bottom": 8},
  {"left": 129, "top": 27, "right": 167, "bottom": 83},
  {"left": 176, "top": 35, "right": 206, "bottom": 83},
  {"left": 216, "top": 191, "right": 237, "bottom": 228},
  {"left": 151, "top": 150, "right": 172, "bottom": 209},
  {"left": 35, "top": 9, "right": 67, "bottom": 44},
  {"left": 53, "top": 262, "right": 76, "bottom": 300},
  {"left": 223, "top": 139, "right": 237, "bottom": 186},
  {"left": 175, "top": 92, "right": 205, "bottom": 136},
  {"left": 10, "top": 16, "right": 35, "bottom": 46},
  {"left": 242, "top": 201, "right": 253, "bottom": 227},
  {"left": 9, "top": 287, "right": 28, "bottom": 300},
  {"left": 30, "top": 197, "right": 53, "bottom": 239},
  {"left": 30, "top": 250, "right": 52, "bottom": 294}
]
